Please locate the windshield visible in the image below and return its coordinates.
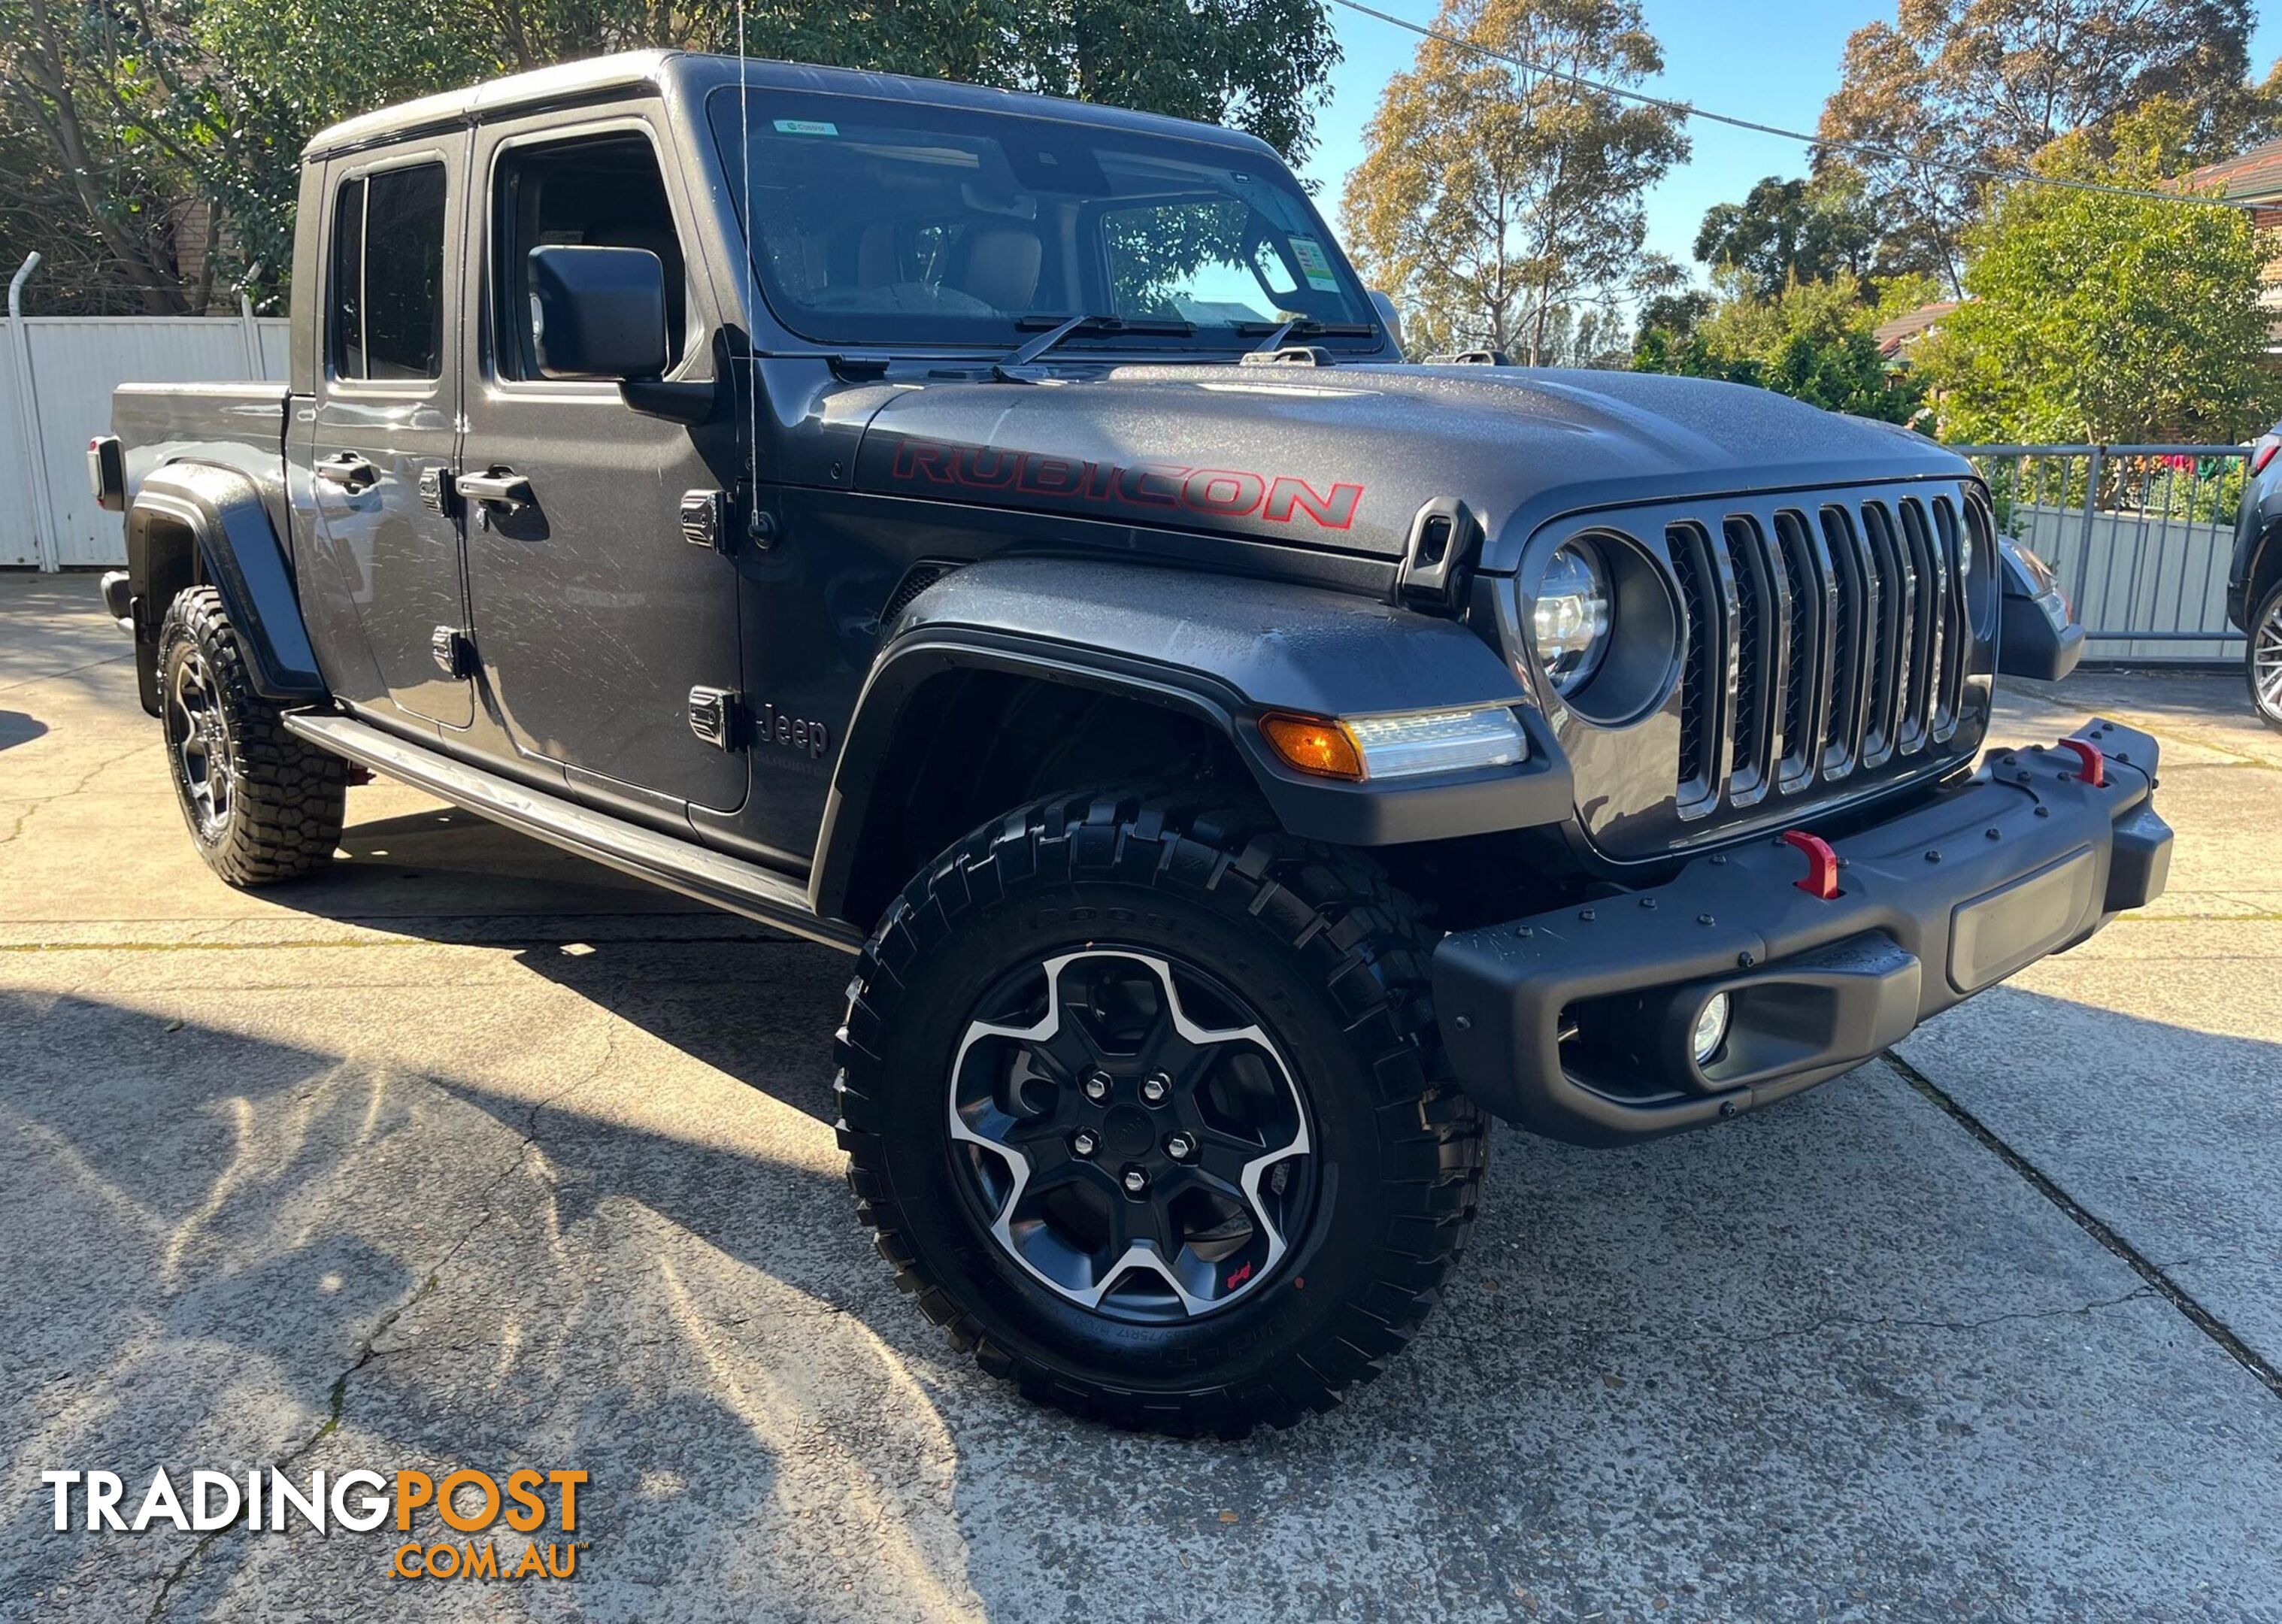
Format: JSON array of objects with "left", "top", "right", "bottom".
[{"left": 705, "top": 88, "right": 1382, "bottom": 354}]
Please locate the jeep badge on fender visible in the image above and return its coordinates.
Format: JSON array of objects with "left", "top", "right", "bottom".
[
  {"left": 756, "top": 701, "right": 829, "bottom": 759},
  {"left": 100, "top": 50, "right": 2165, "bottom": 1439}
]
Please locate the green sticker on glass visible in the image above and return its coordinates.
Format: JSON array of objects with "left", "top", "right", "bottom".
[
  {"left": 1289, "top": 235, "right": 1340, "bottom": 292},
  {"left": 772, "top": 119, "right": 839, "bottom": 136}
]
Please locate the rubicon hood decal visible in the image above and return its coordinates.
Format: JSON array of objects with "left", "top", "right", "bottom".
[
  {"left": 850, "top": 365, "right": 1970, "bottom": 564},
  {"left": 890, "top": 438, "right": 1364, "bottom": 532}
]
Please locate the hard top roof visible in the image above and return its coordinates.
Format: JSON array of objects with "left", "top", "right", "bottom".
[{"left": 302, "top": 51, "right": 1280, "bottom": 162}]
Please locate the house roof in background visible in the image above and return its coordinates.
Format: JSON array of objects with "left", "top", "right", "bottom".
[
  {"left": 1873, "top": 300, "right": 1959, "bottom": 356},
  {"left": 2185, "top": 135, "right": 2282, "bottom": 201}
]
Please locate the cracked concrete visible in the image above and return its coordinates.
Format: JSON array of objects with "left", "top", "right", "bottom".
[{"left": 3, "top": 571, "right": 2281, "bottom": 1622}]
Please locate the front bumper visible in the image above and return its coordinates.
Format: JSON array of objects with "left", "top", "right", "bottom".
[{"left": 1432, "top": 719, "right": 2171, "bottom": 1145}]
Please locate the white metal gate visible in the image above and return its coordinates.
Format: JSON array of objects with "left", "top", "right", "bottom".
[{"left": 2, "top": 311, "right": 289, "bottom": 570}]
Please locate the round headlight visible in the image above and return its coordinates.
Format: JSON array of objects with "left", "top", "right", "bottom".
[{"left": 1532, "top": 541, "right": 1614, "bottom": 695}]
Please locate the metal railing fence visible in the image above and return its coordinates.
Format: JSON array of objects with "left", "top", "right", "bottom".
[{"left": 1954, "top": 444, "right": 2247, "bottom": 663}]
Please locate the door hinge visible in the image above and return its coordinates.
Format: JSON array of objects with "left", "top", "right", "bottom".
[
  {"left": 419, "top": 465, "right": 456, "bottom": 515},
  {"left": 431, "top": 626, "right": 475, "bottom": 679},
  {"left": 688, "top": 685, "right": 744, "bottom": 750},
  {"left": 680, "top": 489, "right": 731, "bottom": 553}
]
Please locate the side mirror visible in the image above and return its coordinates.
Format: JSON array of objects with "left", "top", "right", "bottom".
[
  {"left": 1996, "top": 537, "right": 2086, "bottom": 682},
  {"left": 1368, "top": 289, "right": 1405, "bottom": 360},
  {"left": 528, "top": 246, "right": 669, "bottom": 381}
]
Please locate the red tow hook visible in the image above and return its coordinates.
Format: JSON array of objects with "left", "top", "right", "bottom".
[
  {"left": 1780, "top": 829, "right": 1841, "bottom": 899},
  {"left": 2058, "top": 738, "right": 2105, "bottom": 788}
]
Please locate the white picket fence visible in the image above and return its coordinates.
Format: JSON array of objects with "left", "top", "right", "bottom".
[{"left": 2, "top": 312, "right": 289, "bottom": 570}]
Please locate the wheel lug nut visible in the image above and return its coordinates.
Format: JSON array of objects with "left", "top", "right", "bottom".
[
  {"left": 1166, "top": 1133, "right": 1196, "bottom": 1161},
  {"left": 1072, "top": 1130, "right": 1098, "bottom": 1158},
  {"left": 1083, "top": 1073, "right": 1111, "bottom": 1103},
  {"left": 1141, "top": 1074, "right": 1170, "bottom": 1104},
  {"left": 1123, "top": 1168, "right": 1149, "bottom": 1195}
]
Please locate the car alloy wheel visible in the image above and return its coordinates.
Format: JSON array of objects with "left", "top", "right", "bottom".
[
  {"left": 2255, "top": 585, "right": 2282, "bottom": 726},
  {"left": 166, "top": 641, "right": 235, "bottom": 840},
  {"left": 945, "top": 947, "right": 1316, "bottom": 1323}
]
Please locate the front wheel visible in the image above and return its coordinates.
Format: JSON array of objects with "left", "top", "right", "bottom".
[
  {"left": 2250, "top": 579, "right": 2282, "bottom": 734},
  {"left": 835, "top": 789, "right": 1487, "bottom": 1435}
]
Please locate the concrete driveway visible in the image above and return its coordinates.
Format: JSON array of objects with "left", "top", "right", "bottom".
[{"left": 2, "top": 569, "right": 2278, "bottom": 1622}]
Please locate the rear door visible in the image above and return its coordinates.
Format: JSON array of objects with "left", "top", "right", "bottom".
[
  {"left": 456, "top": 108, "right": 747, "bottom": 817},
  {"left": 306, "top": 142, "right": 472, "bottom": 729}
]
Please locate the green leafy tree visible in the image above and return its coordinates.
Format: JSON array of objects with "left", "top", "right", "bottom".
[
  {"left": 1816, "top": 0, "right": 2274, "bottom": 295},
  {"left": 1340, "top": 0, "right": 1688, "bottom": 365},
  {"left": 1914, "top": 98, "right": 2282, "bottom": 443},
  {"left": 1692, "top": 173, "right": 1890, "bottom": 297},
  {"left": 1632, "top": 272, "right": 1927, "bottom": 423}
]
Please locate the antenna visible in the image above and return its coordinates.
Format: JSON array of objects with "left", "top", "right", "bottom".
[{"left": 738, "top": 0, "right": 760, "bottom": 539}]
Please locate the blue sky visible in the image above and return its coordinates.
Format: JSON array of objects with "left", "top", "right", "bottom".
[{"left": 1299, "top": 0, "right": 2282, "bottom": 285}]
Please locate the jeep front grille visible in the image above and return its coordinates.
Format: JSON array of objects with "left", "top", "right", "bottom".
[{"left": 1668, "top": 491, "right": 1982, "bottom": 821}]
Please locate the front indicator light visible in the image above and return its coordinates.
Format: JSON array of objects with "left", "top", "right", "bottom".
[
  {"left": 1259, "top": 706, "right": 1527, "bottom": 782},
  {"left": 1259, "top": 712, "right": 1364, "bottom": 780},
  {"left": 1690, "top": 992, "right": 1731, "bottom": 1065}
]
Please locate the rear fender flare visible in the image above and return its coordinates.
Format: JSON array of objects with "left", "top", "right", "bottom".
[
  {"left": 808, "top": 556, "right": 1571, "bottom": 925},
  {"left": 127, "top": 463, "right": 326, "bottom": 704}
]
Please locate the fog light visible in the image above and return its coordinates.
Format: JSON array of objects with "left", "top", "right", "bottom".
[{"left": 1690, "top": 992, "right": 1731, "bottom": 1065}]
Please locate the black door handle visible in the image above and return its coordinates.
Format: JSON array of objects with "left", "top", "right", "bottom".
[
  {"left": 314, "top": 452, "right": 379, "bottom": 492},
  {"left": 458, "top": 470, "right": 535, "bottom": 512}
]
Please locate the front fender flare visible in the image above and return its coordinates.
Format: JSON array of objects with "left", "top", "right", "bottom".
[
  {"left": 808, "top": 556, "right": 1571, "bottom": 923},
  {"left": 128, "top": 462, "right": 326, "bottom": 703}
]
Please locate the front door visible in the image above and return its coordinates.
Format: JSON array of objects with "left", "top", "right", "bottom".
[
  {"left": 308, "top": 143, "right": 471, "bottom": 728},
  {"left": 457, "top": 111, "right": 747, "bottom": 814}
]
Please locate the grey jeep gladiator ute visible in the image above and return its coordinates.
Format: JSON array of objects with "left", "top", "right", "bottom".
[{"left": 92, "top": 50, "right": 2171, "bottom": 1435}]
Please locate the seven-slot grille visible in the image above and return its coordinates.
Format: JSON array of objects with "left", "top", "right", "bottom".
[{"left": 1666, "top": 492, "right": 1982, "bottom": 820}]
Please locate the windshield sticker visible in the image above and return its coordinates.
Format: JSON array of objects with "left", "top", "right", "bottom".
[
  {"left": 772, "top": 119, "right": 839, "bottom": 136},
  {"left": 1289, "top": 236, "right": 1340, "bottom": 292}
]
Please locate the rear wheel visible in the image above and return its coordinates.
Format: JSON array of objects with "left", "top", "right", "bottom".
[
  {"left": 835, "top": 787, "right": 1487, "bottom": 1435},
  {"left": 159, "top": 587, "right": 347, "bottom": 885},
  {"left": 2251, "top": 580, "right": 2282, "bottom": 733}
]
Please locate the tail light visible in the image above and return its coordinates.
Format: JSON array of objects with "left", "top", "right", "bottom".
[{"left": 88, "top": 435, "right": 126, "bottom": 511}]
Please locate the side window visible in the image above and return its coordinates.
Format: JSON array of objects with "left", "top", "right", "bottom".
[
  {"left": 329, "top": 179, "right": 367, "bottom": 379},
  {"left": 328, "top": 162, "right": 447, "bottom": 383},
  {"left": 494, "top": 132, "right": 690, "bottom": 380}
]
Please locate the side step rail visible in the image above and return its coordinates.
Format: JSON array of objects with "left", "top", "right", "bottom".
[{"left": 283, "top": 710, "right": 863, "bottom": 953}]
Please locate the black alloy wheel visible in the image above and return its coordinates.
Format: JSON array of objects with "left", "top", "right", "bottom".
[{"left": 947, "top": 947, "right": 1317, "bottom": 1322}]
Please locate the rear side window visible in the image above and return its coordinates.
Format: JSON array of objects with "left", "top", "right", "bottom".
[{"left": 329, "top": 163, "right": 447, "bottom": 383}]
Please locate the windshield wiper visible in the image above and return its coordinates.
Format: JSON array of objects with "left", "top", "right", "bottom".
[
  {"left": 1240, "top": 317, "right": 1380, "bottom": 351},
  {"left": 995, "top": 313, "right": 1196, "bottom": 378}
]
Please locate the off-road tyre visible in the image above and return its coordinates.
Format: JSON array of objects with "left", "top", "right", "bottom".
[
  {"left": 158, "top": 586, "right": 347, "bottom": 886},
  {"left": 835, "top": 786, "right": 1488, "bottom": 1436},
  {"left": 2250, "top": 578, "right": 2282, "bottom": 734}
]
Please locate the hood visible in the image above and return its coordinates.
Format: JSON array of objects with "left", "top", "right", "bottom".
[{"left": 852, "top": 363, "right": 1968, "bottom": 571}]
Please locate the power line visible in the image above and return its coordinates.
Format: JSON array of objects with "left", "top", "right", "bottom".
[{"left": 1326, "top": 0, "right": 2257, "bottom": 213}]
